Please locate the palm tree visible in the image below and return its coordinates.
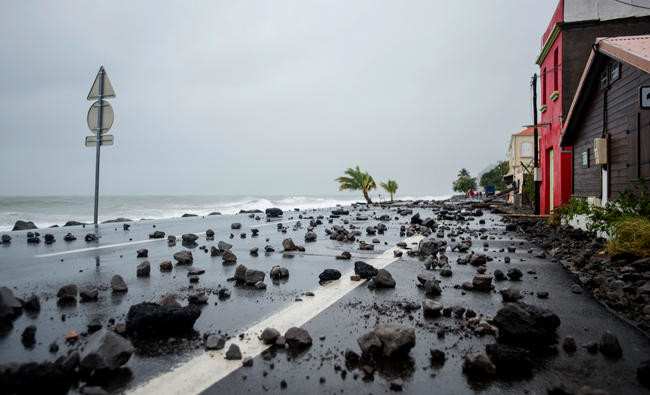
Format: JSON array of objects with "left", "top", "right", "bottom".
[
  {"left": 380, "top": 179, "right": 399, "bottom": 202},
  {"left": 457, "top": 168, "right": 471, "bottom": 179},
  {"left": 335, "top": 166, "right": 376, "bottom": 204}
]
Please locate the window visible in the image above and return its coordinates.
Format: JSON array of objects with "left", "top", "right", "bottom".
[
  {"left": 553, "top": 47, "right": 559, "bottom": 91},
  {"left": 582, "top": 149, "right": 589, "bottom": 168},
  {"left": 610, "top": 60, "right": 620, "bottom": 82},
  {"left": 600, "top": 70, "right": 608, "bottom": 90},
  {"left": 542, "top": 68, "right": 547, "bottom": 105},
  {"left": 521, "top": 142, "right": 533, "bottom": 157}
]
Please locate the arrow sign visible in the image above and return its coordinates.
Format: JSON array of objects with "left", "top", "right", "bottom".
[
  {"left": 87, "top": 66, "right": 115, "bottom": 100},
  {"left": 85, "top": 135, "right": 114, "bottom": 147}
]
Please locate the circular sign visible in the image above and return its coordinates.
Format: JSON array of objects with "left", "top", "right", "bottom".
[{"left": 87, "top": 100, "right": 114, "bottom": 134}]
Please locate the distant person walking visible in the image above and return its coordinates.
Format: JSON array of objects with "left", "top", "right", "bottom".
[{"left": 468, "top": 188, "right": 475, "bottom": 199}]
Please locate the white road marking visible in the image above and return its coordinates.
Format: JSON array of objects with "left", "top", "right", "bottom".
[
  {"left": 33, "top": 232, "right": 206, "bottom": 258},
  {"left": 33, "top": 219, "right": 303, "bottom": 258},
  {"left": 128, "top": 234, "right": 423, "bottom": 395}
]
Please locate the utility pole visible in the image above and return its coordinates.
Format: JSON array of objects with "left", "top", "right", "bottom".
[{"left": 531, "top": 74, "right": 540, "bottom": 215}]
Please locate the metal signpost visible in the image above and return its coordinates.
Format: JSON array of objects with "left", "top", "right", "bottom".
[{"left": 86, "top": 66, "right": 116, "bottom": 225}]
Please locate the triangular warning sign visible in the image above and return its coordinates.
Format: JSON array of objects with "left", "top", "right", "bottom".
[{"left": 87, "top": 66, "right": 116, "bottom": 100}]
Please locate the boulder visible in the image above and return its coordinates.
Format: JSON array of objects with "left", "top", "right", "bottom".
[
  {"left": 12, "top": 220, "right": 37, "bottom": 231},
  {"left": 181, "top": 233, "right": 199, "bottom": 244},
  {"left": 500, "top": 287, "right": 523, "bottom": 302},
  {"left": 0, "top": 286, "right": 23, "bottom": 321},
  {"left": 136, "top": 261, "right": 151, "bottom": 277},
  {"left": 319, "top": 269, "right": 341, "bottom": 282},
  {"left": 111, "top": 275, "right": 128, "bottom": 292},
  {"left": 417, "top": 271, "right": 436, "bottom": 285},
  {"left": 470, "top": 254, "right": 487, "bottom": 266},
  {"left": 266, "top": 208, "right": 283, "bottom": 217},
  {"left": 472, "top": 274, "right": 493, "bottom": 291},
  {"left": 418, "top": 238, "right": 441, "bottom": 256},
  {"left": 80, "top": 329, "right": 134, "bottom": 370},
  {"left": 218, "top": 241, "right": 233, "bottom": 251},
  {"left": 225, "top": 344, "right": 242, "bottom": 360},
  {"left": 422, "top": 300, "right": 443, "bottom": 317},
  {"left": 0, "top": 362, "right": 71, "bottom": 394},
  {"left": 173, "top": 251, "right": 193, "bottom": 265},
  {"left": 149, "top": 231, "right": 165, "bottom": 239},
  {"left": 23, "top": 295, "right": 40, "bottom": 311},
  {"left": 56, "top": 284, "right": 77, "bottom": 301},
  {"left": 234, "top": 265, "right": 248, "bottom": 283},
  {"left": 245, "top": 269, "right": 265, "bottom": 285},
  {"left": 261, "top": 327, "right": 281, "bottom": 344},
  {"left": 136, "top": 248, "right": 148, "bottom": 258},
  {"left": 374, "top": 269, "right": 396, "bottom": 288},
  {"left": 599, "top": 331, "right": 622, "bottom": 358},
  {"left": 357, "top": 331, "right": 382, "bottom": 355},
  {"left": 282, "top": 238, "right": 298, "bottom": 251},
  {"left": 157, "top": 294, "right": 181, "bottom": 307},
  {"left": 354, "top": 261, "right": 378, "bottom": 279},
  {"left": 493, "top": 302, "right": 560, "bottom": 346},
  {"left": 374, "top": 324, "right": 416, "bottom": 357},
  {"left": 79, "top": 288, "right": 99, "bottom": 302},
  {"left": 285, "top": 327, "right": 312, "bottom": 348},
  {"left": 270, "top": 266, "right": 289, "bottom": 280},
  {"left": 21, "top": 326, "right": 36, "bottom": 348},
  {"left": 463, "top": 351, "right": 496, "bottom": 376},
  {"left": 424, "top": 279, "right": 442, "bottom": 296},
  {"left": 304, "top": 231, "right": 317, "bottom": 242},
  {"left": 507, "top": 267, "right": 523, "bottom": 280},
  {"left": 63, "top": 233, "right": 76, "bottom": 242},
  {"left": 494, "top": 269, "right": 505, "bottom": 281},
  {"left": 440, "top": 265, "right": 453, "bottom": 277},
  {"left": 205, "top": 335, "right": 226, "bottom": 350},
  {"left": 1, "top": 234, "right": 11, "bottom": 243},
  {"left": 126, "top": 302, "right": 201, "bottom": 338},
  {"left": 222, "top": 249, "right": 237, "bottom": 264},
  {"left": 485, "top": 343, "right": 532, "bottom": 376},
  {"left": 231, "top": 223, "right": 242, "bottom": 230},
  {"left": 159, "top": 261, "right": 173, "bottom": 271}
]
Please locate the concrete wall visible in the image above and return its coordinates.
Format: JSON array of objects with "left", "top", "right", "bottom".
[{"left": 564, "top": 0, "right": 650, "bottom": 22}]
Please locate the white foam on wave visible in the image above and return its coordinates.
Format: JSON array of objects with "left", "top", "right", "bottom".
[{"left": 0, "top": 194, "right": 452, "bottom": 231}]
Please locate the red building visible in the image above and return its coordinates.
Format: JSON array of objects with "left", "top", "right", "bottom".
[{"left": 536, "top": 0, "right": 650, "bottom": 214}]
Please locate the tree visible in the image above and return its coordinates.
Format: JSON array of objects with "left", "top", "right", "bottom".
[
  {"left": 335, "top": 166, "right": 377, "bottom": 204},
  {"left": 479, "top": 161, "right": 510, "bottom": 191},
  {"left": 380, "top": 179, "right": 399, "bottom": 202},
  {"left": 457, "top": 168, "right": 471, "bottom": 179},
  {"left": 453, "top": 168, "right": 477, "bottom": 194}
]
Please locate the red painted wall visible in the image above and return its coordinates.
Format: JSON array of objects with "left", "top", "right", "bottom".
[{"left": 538, "top": 0, "right": 572, "bottom": 214}]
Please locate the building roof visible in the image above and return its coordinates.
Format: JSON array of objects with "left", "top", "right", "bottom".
[
  {"left": 561, "top": 34, "right": 650, "bottom": 146},
  {"left": 517, "top": 127, "right": 535, "bottom": 135}
]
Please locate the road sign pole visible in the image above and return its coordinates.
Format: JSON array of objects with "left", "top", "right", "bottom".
[{"left": 93, "top": 69, "right": 104, "bottom": 226}]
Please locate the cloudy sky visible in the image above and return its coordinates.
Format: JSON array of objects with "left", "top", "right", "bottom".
[{"left": 0, "top": 1, "right": 557, "bottom": 196}]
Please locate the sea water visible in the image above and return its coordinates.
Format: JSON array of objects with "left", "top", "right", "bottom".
[{"left": 0, "top": 194, "right": 451, "bottom": 231}]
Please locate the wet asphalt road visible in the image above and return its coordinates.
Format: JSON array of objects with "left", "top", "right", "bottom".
[{"left": 1, "top": 203, "right": 649, "bottom": 394}]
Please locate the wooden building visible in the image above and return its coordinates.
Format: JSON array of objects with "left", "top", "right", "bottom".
[
  {"left": 535, "top": 0, "right": 650, "bottom": 213},
  {"left": 560, "top": 35, "right": 650, "bottom": 205}
]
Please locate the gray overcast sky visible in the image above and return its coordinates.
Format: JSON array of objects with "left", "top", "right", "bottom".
[{"left": 0, "top": 1, "right": 557, "bottom": 196}]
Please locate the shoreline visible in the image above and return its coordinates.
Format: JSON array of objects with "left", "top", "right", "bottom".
[{"left": 1, "top": 195, "right": 456, "bottom": 232}]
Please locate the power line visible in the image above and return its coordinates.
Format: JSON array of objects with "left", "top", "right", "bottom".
[{"left": 610, "top": 0, "right": 650, "bottom": 10}]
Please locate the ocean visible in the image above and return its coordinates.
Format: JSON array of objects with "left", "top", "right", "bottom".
[{"left": 0, "top": 194, "right": 452, "bottom": 231}]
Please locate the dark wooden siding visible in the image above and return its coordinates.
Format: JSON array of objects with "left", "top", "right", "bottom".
[
  {"left": 567, "top": 56, "right": 650, "bottom": 199},
  {"left": 561, "top": 18, "right": 650, "bottom": 119}
]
